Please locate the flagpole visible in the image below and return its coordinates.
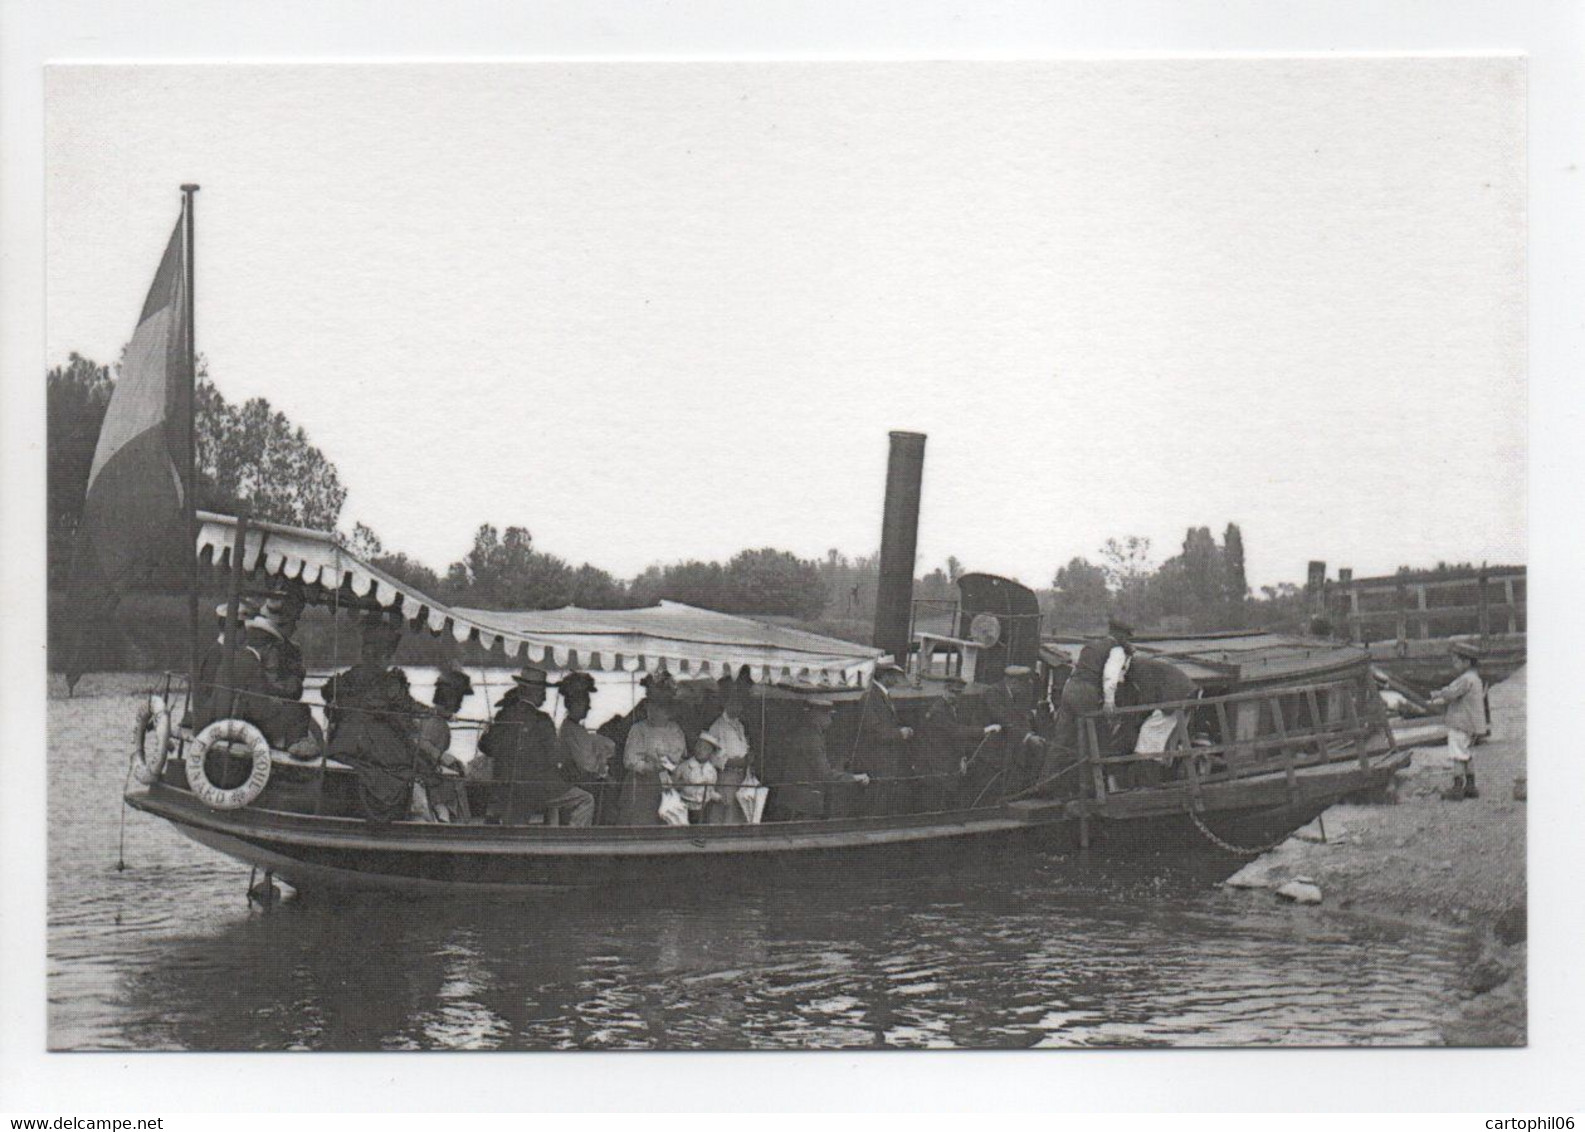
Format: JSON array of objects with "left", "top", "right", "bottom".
[{"left": 181, "top": 184, "right": 200, "bottom": 702}]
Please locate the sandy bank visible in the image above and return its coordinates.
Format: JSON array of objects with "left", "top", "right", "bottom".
[{"left": 1225, "top": 666, "right": 1527, "bottom": 1045}]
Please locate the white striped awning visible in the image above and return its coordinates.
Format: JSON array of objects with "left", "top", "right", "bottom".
[{"left": 196, "top": 511, "right": 881, "bottom": 684}]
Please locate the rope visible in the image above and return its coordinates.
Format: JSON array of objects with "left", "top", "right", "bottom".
[
  {"left": 1003, "top": 756, "right": 1087, "bottom": 801},
  {"left": 969, "top": 769, "right": 1005, "bottom": 808},
  {"left": 959, "top": 732, "right": 993, "bottom": 770},
  {"left": 117, "top": 749, "right": 135, "bottom": 872}
]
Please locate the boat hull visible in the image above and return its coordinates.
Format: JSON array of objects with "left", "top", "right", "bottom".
[{"left": 126, "top": 747, "right": 1405, "bottom": 897}]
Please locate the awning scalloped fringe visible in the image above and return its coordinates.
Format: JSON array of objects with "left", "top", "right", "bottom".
[{"left": 196, "top": 512, "right": 877, "bottom": 684}]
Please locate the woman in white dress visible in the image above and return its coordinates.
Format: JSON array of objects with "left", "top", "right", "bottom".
[
  {"left": 613, "top": 671, "right": 688, "bottom": 826},
  {"left": 701, "top": 676, "right": 754, "bottom": 824}
]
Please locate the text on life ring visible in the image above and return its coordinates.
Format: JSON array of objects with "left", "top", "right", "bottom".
[{"left": 185, "top": 719, "right": 272, "bottom": 810}]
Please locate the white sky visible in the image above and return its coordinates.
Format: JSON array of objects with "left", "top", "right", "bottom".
[{"left": 45, "top": 60, "right": 1526, "bottom": 591}]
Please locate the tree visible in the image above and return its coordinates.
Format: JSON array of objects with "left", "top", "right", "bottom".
[
  {"left": 1223, "top": 522, "right": 1248, "bottom": 604},
  {"left": 342, "top": 521, "right": 445, "bottom": 596},
  {"left": 46, "top": 354, "right": 114, "bottom": 586},
  {"left": 1179, "top": 525, "right": 1224, "bottom": 613},
  {"left": 197, "top": 382, "right": 347, "bottom": 529},
  {"left": 1099, "top": 536, "right": 1153, "bottom": 592},
  {"left": 630, "top": 560, "right": 726, "bottom": 609},
  {"left": 446, "top": 522, "right": 628, "bottom": 609},
  {"left": 345, "top": 522, "right": 383, "bottom": 559},
  {"left": 631, "top": 548, "right": 828, "bottom": 618},
  {"left": 725, "top": 548, "right": 828, "bottom": 618},
  {"left": 1048, "top": 556, "right": 1110, "bottom": 629}
]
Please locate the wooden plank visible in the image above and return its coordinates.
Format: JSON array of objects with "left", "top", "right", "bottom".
[
  {"left": 1346, "top": 571, "right": 1525, "bottom": 597},
  {"left": 1183, "top": 739, "right": 1205, "bottom": 811},
  {"left": 1214, "top": 700, "right": 1234, "bottom": 770},
  {"left": 1304, "top": 687, "right": 1332, "bottom": 766},
  {"left": 1084, "top": 717, "right": 1109, "bottom": 810},
  {"left": 1347, "top": 602, "right": 1527, "bottom": 623},
  {"left": 1342, "top": 686, "right": 1370, "bottom": 773},
  {"left": 1092, "top": 722, "right": 1369, "bottom": 766},
  {"left": 1416, "top": 585, "right": 1430, "bottom": 639},
  {"left": 1269, "top": 694, "right": 1296, "bottom": 803}
]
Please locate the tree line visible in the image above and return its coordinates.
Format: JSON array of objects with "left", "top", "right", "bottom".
[
  {"left": 47, "top": 353, "right": 835, "bottom": 621},
  {"left": 50, "top": 350, "right": 1338, "bottom": 644}
]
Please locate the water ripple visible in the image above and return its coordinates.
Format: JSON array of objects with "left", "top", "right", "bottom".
[{"left": 50, "top": 691, "right": 1465, "bottom": 1050}]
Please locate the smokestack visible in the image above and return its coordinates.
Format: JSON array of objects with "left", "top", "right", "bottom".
[{"left": 873, "top": 431, "right": 927, "bottom": 665}]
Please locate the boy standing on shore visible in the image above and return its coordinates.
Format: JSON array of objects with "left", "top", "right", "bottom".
[{"left": 1429, "top": 642, "right": 1486, "bottom": 800}]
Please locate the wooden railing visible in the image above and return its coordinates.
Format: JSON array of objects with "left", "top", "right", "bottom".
[
  {"left": 1336, "top": 568, "right": 1526, "bottom": 642},
  {"left": 1074, "top": 677, "right": 1387, "bottom": 810}
]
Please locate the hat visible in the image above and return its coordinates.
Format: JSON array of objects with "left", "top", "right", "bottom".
[
  {"left": 1003, "top": 664, "right": 1032, "bottom": 678},
  {"left": 558, "top": 671, "right": 596, "bottom": 698},
  {"left": 360, "top": 614, "right": 403, "bottom": 648},
  {"left": 1450, "top": 642, "right": 1483, "bottom": 661},
  {"left": 214, "top": 595, "right": 262, "bottom": 622},
  {"left": 511, "top": 664, "right": 551, "bottom": 688},
  {"left": 1107, "top": 616, "right": 1135, "bottom": 639},
  {"left": 697, "top": 730, "right": 724, "bottom": 749},
  {"left": 435, "top": 668, "right": 475, "bottom": 696},
  {"left": 641, "top": 670, "right": 678, "bottom": 699},
  {"left": 244, "top": 613, "right": 284, "bottom": 640},
  {"left": 262, "top": 583, "right": 305, "bottom": 618}
]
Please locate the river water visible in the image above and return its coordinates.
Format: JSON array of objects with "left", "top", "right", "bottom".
[{"left": 49, "top": 675, "right": 1467, "bottom": 1050}]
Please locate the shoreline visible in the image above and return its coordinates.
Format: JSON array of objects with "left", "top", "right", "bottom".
[{"left": 1223, "top": 667, "right": 1528, "bottom": 1046}]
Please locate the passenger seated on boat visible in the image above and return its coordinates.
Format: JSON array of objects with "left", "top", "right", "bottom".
[
  {"left": 321, "top": 614, "right": 427, "bottom": 822},
  {"left": 774, "top": 698, "right": 869, "bottom": 821},
  {"left": 482, "top": 665, "right": 594, "bottom": 827},
  {"left": 613, "top": 671, "right": 687, "bottom": 826},
  {"left": 556, "top": 672, "right": 616, "bottom": 823},
  {"left": 244, "top": 585, "right": 324, "bottom": 758},
  {"left": 701, "top": 674, "right": 754, "bottom": 825},
  {"left": 188, "top": 596, "right": 262, "bottom": 731},
  {"left": 674, "top": 742, "right": 720, "bottom": 824},
  {"left": 911, "top": 676, "right": 985, "bottom": 812},
  {"left": 411, "top": 668, "right": 473, "bottom": 823}
]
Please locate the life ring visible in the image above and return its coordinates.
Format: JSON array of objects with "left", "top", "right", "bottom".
[
  {"left": 130, "top": 694, "right": 172, "bottom": 786},
  {"left": 185, "top": 718, "right": 272, "bottom": 810}
]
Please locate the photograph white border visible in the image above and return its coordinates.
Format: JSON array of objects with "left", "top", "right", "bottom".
[{"left": 3, "top": 0, "right": 1580, "bottom": 1114}]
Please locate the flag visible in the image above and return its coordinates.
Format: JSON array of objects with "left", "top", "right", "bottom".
[{"left": 63, "top": 213, "right": 194, "bottom": 688}]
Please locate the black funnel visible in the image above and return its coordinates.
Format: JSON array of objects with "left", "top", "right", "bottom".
[{"left": 873, "top": 431, "right": 927, "bottom": 665}]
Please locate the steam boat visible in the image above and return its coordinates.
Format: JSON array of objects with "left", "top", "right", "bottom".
[
  {"left": 88, "top": 194, "right": 1407, "bottom": 900},
  {"left": 123, "top": 499, "right": 1406, "bottom": 899}
]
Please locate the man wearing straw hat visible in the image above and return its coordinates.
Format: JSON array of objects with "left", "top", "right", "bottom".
[
  {"left": 245, "top": 583, "right": 322, "bottom": 756},
  {"left": 481, "top": 664, "right": 594, "bottom": 826},
  {"left": 187, "top": 593, "right": 263, "bottom": 731}
]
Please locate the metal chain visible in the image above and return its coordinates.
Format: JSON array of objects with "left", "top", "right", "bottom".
[{"left": 1186, "top": 805, "right": 1295, "bottom": 856}]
